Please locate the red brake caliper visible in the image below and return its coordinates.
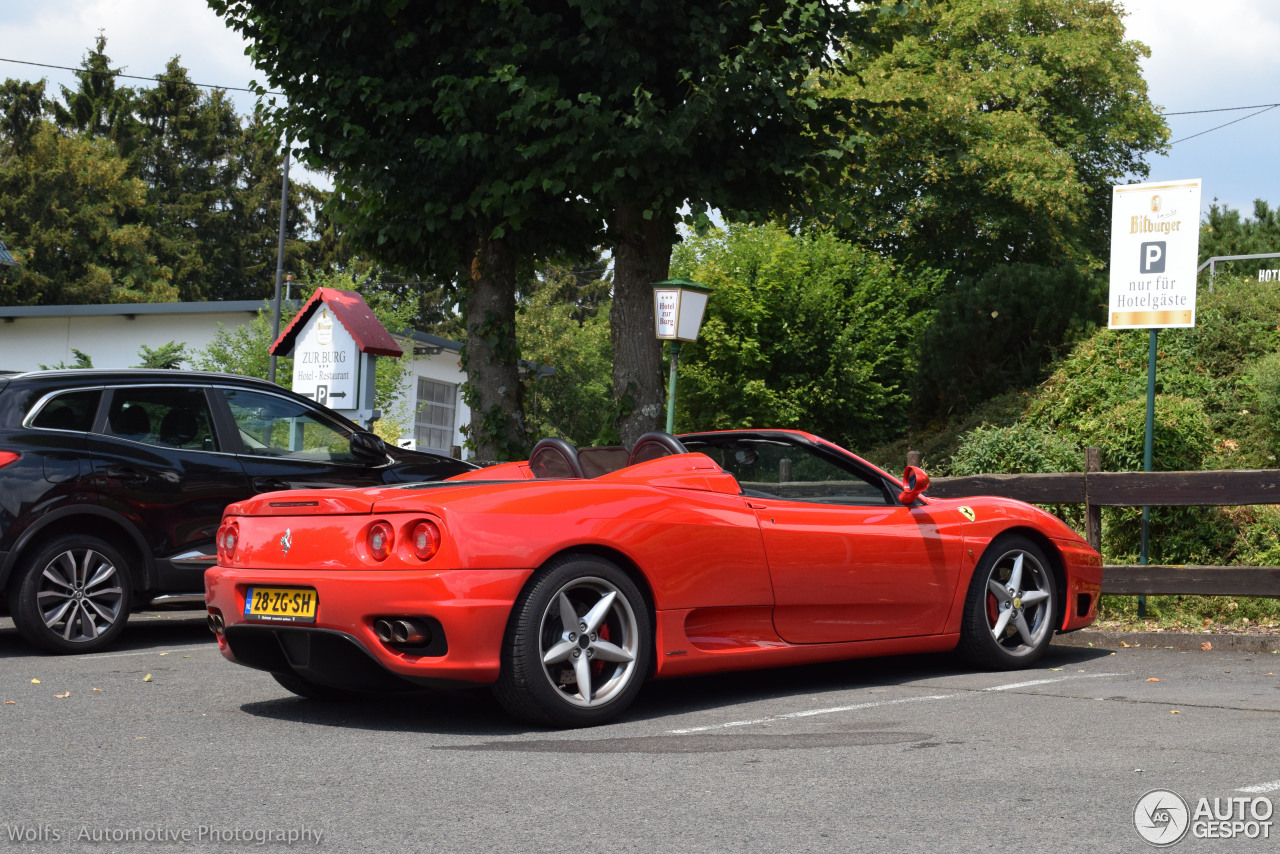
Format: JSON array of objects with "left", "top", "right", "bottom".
[{"left": 592, "top": 623, "right": 611, "bottom": 678}]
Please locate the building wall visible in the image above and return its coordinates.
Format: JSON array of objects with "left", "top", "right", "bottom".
[
  {"left": 0, "top": 307, "right": 472, "bottom": 459},
  {"left": 0, "top": 311, "right": 255, "bottom": 371}
]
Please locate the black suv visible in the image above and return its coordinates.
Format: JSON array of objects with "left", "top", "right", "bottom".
[{"left": 0, "top": 369, "right": 473, "bottom": 653}]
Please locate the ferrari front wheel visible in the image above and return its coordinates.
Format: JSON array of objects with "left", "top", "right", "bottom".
[
  {"left": 494, "top": 555, "right": 651, "bottom": 727},
  {"left": 957, "top": 535, "right": 1057, "bottom": 669}
]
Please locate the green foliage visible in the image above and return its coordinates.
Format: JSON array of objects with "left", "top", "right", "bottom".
[
  {"left": 670, "top": 223, "right": 942, "bottom": 448},
  {"left": 210, "top": 0, "right": 883, "bottom": 446},
  {"left": 0, "top": 35, "right": 333, "bottom": 308},
  {"left": 39, "top": 348, "right": 94, "bottom": 370},
  {"left": 134, "top": 341, "right": 187, "bottom": 370},
  {"left": 193, "top": 305, "right": 284, "bottom": 382},
  {"left": 1086, "top": 396, "right": 1212, "bottom": 474},
  {"left": 827, "top": 0, "right": 1168, "bottom": 280},
  {"left": 1246, "top": 351, "right": 1280, "bottom": 449},
  {"left": 518, "top": 264, "right": 615, "bottom": 447},
  {"left": 1199, "top": 200, "right": 1280, "bottom": 280},
  {"left": 0, "top": 124, "right": 175, "bottom": 305},
  {"left": 914, "top": 263, "right": 1105, "bottom": 419},
  {"left": 949, "top": 422, "right": 1083, "bottom": 477}
]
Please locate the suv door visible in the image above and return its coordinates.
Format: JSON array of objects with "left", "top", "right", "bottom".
[
  {"left": 85, "top": 385, "right": 248, "bottom": 596},
  {"left": 213, "top": 387, "right": 401, "bottom": 492}
]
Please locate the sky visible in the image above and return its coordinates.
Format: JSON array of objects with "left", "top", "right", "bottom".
[{"left": 1, "top": 0, "right": 1278, "bottom": 218}]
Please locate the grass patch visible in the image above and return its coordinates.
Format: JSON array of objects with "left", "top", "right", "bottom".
[{"left": 1097, "top": 594, "right": 1280, "bottom": 633}]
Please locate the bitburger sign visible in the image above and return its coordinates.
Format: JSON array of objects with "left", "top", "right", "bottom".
[{"left": 1108, "top": 179, "right": 1202, "bottom": 330}]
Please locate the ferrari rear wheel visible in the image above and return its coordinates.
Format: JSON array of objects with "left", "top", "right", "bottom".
[
  {"left": 494, "top": 555, "right": 651, "bottom": 727},
  {"left": 957, "top": 535, "right": 1057, "bottom": 669}
]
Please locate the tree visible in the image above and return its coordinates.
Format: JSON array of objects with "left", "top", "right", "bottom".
[
  {"left": 517, "top": 262, "right": 614, "bottom": 446},
  {"left": 670, "top": 223, "right": 942, "bottom": 447},
  {"left": 0, "top": 78, "right": 49, "bottom": 156},
  {"left": 134, "top": 59, "right": 241, "bottom": 301},
  {"left": 208, "top": 0, "right": 875, "bottom": 453},
  {"left": 53, "top": 33, "right": 140, "bottom": 158},
  {"left": 0, "top": 124, "right": 174, "bottom": 305},
  {"left": 826, "top": 0, "right": 1168, "bottom": 280},
  {"left": 1200, "top": 200, "right": 1280, "bottom": 279}
]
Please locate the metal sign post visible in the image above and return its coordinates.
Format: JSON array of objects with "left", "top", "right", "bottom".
[{"left": 1108, "top": 179, "right": 1202, "bottom": 618}]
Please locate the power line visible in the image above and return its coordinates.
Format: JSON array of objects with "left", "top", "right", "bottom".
[
  {"left": 1163, "top": 102, "right": 1280, "bottom": 116},
  {"left": 0, "top": 56, "right": 282, "bottom": 96},
  {"left": 1170, "top": 105, "right": 1280, "bottom": 146}
]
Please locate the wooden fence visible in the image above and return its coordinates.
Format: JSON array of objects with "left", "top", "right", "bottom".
[{"left": 907, "top": 447, "right": 1280, "bottom": 598}]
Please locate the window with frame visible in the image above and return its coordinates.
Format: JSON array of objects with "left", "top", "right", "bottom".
[
  {"left": 103, "top": 388, "right": 218, "bottom": 452},
  {"left": 415, "top": 378, "right": 457, "bottom": 454},
  {"left": 222, "top": 389, "right": 356, "bottom": 463},
  {"left": 684, "top": 438, "right": 892, "bottom": 506}
]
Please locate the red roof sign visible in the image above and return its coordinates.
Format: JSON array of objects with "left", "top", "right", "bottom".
[{"left": 270, "top": 288, "right": 403, "bottom": 358}]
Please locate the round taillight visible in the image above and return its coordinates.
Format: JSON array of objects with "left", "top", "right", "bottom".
[
  {"left": 410, "top": 520, "right": 441, "bottom": 561},
  {"left": 219, "top": 522, "right": 239, "bottom": 563},
  {"left": 367, "top": 521, "right": 394, "bottom": 562}
]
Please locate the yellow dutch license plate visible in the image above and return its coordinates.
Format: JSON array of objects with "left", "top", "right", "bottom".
[{"left": 244, "top": 587, "right": 318, "bottom": 622}]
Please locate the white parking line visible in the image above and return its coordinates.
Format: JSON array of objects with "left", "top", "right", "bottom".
[
  {"left": 1238, "top": 780, "right": 1280, "bottom": 794},
  {"left": 666, "top": 672, "right": 1124, "bottom": 734}
]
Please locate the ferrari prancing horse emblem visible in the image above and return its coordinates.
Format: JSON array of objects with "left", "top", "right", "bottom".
[
  {"left": 958, "top": 506, "right": 976, "bottom": 522},
  {"left": 280, "top": 528, "right": 293, "bottom": 555}
]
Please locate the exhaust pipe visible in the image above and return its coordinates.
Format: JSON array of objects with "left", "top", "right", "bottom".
[
  {"left": 373, "top": 618, "right": 395, "bottom": 643},
  {"left": 206, "top": 613, "right": 224, "bottom": 634},
  {"left": 390, "top": 619, "right": 427, "bottom": 645}
]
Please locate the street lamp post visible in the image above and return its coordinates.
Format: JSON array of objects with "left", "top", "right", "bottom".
[{"left": 652, "top": 278, "right": 710, "bottom": 434}]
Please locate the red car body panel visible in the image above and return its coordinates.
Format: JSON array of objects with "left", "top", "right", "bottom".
[{"left": 205, "top": 432, "right": 1102, "bottom": 695}]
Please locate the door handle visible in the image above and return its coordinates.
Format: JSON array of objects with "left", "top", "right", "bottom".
[
  {"left": 253, "top": 477, "right": 291, "bottom": 493},
  {"left": 104, "top": 465, "right": 147, "bottom": 484}
]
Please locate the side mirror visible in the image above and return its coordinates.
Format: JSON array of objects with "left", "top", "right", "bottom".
[
  {"left": 898, "top": 465, "right": 930, "bottom": 505},
  {"left": 351, "top": 430, "right": 388, "bottom": 463}
]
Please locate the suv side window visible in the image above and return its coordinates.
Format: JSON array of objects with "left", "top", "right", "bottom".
[
  {"left": 104, "top": 388, "right": 219, "bottom": 451},
  {"left": 29, "top": 390, "right": 101, "bottom": 431},
  {"left": 222, "top": 389, "right": 358, "bottom": 463}
]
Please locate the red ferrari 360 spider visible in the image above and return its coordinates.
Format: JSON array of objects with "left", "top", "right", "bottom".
[{"left": 205, "top": 429, "right": 1101, "bottom": 727}]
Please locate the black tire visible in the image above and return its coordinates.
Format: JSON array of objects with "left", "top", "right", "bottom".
[
  {"left": 957, "top": 535, "right": 1058, "bottom": 670},
  {"left": 270, "top": 671, "right": 362, "bottom": 701},
  {"left": 9, "top": 534, "right": 133, "bottom": 654},
  {"left": 493, "top": 555, "right": 651, "bottom": 727}
]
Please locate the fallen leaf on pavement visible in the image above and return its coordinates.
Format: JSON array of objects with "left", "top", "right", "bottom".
[
  {"left": 1121, "top": 641, "right": 1131, "bottom": 648},
  {"left": 30, "top": 678, "right": 40, "bottom": 684},
  {"left": 4, "top": 701, "right": 15, "bottom": 705},
  {"left": 1200, "top": 641, "right": 1213, "bottom": 651},
  {"left": 54, "top": 691, "right": 69, "bottom": 699},
  {"left": 1170, "top": 710, "right": 1181, "bottom": 714},
  {"left": 142, "top": 674, "right": 153, "bottom": 682},
  {"left": 1146, "top": 678, "right": 1161, "bottom": 682}
]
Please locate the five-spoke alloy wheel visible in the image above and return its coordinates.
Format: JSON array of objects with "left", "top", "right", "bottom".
[
  {"left": 958, "top": 535, "right": 1057, "bottom": 669},
  {"left": 495, "top": 555, "right": 651, "bottom": 727},
  {"left": 10, "top": 534, "right": 133, "bottom": 654}
]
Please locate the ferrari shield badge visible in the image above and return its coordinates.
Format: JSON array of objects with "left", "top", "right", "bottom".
[{"left": 958, "top": 506, "right": 976, "bottom": 523}]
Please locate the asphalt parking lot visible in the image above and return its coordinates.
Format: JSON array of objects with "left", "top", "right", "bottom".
[{"left": 2, "top": 613, "right": 1277, "bottom": 853}]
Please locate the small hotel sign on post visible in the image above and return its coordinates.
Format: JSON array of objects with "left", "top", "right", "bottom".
[{"left": 1108, "top": 179, "right": 1202, "bottom": 329}]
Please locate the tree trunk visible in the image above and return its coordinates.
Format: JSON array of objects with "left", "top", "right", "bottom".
[
  {"left": 462, "top": 233, "right": 525, "bottom": 462},
  {"left": 609, "top": 201, "right": 676, "bottom": 447}
]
